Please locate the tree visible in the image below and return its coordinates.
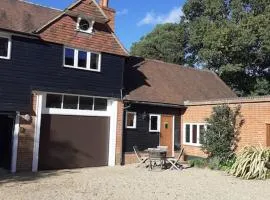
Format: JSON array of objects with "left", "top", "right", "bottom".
[
  {"left": 201, "top": 104, "right": 243, "bottom": 162},
  {"left": 130, "top": 23, "right": 186, "bottom": 65},
  {"left": 183, "top": 0, "right": 270, "bottom": 96}
]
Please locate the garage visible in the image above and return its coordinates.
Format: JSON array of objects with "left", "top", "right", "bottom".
[{"left": 36, "top": 93, "right": 116, "bottom": 171}]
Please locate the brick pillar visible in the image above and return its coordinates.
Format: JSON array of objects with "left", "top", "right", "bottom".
[
  {"left": 115, "top": 101, "right": 124, "bottom": 165},
  {"left": 16, "top": 94, "right": 37, "bottom": 171}
]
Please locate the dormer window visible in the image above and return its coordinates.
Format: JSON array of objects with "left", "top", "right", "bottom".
[{"left": 76, "top": 17, "right": 94, "bottom": 34}]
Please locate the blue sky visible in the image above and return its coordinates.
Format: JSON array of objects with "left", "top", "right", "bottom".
[{"left": 27, "top": 0, "right": 186, "bottom": 50}]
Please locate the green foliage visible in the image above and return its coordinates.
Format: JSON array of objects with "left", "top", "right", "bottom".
[
  {"left": 207, "top": 157, "right": 222, "bottom": 170},
  {"left": 183, "top": 0, "right": 270, "bottom": 96},
  {"left": 131, "top": 0, "right": 270, "bottom": 96},
  {"left": 130, "top": 23, "right": 186, "bottom": 65},
  {"left": 188, "top": 158, "right": 208, "bottom": 168},
  {"left": 229, "top": 146, "right": 270, "bottom": 179},
  {"left": 201, "top": 104, "right": 243, "bottom": 162}
]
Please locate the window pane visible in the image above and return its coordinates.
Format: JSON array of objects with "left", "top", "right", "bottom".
[
  {"left": 63, "top": 95, "right": 78, "bottom": 109},
  {"left": 192, "top": 125, "right": 197, "bottom": 144},
  {"left": 64, "top": 48, "right": 74, "bottom": 66},
  {"left": 150, "top": 116, "right": 158, "bottom": 131},
  {"left": 94, "top": 98, "right": 107, "bottom": 111},
  {"left": 90, "top": 53, "right": 99, "bottom": 70},
  {"left": 126, "top": 112, "right": 135, "bottom": 127},
  {"left": 199, "top": 125, "right": 205, "bottom": 144},
  {"left": 46, "top": 94, "right": 62, "bottom": 108},
  {"left": 78, "top": 50, "right": 87, "bottom": 68},
  {"left": 79, "top": 97, "right": 93, "bottom": 110},
  {"left": 185, "top": 124, "right": 190, "bottom": 143},
  {"left": 0, "top": 37, "right": 8, "bottom": 57}
]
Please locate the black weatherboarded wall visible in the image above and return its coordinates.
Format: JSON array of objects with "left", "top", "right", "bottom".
[
  {"left": 0, "top": 35, "right": 125, "bottom": 112},
  {"left": 123, "top": 103, "right": 181, "bottom": 152}
]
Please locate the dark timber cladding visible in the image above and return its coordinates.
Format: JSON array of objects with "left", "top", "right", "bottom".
[
  {"left": 0, "top": 36, "right": 125, "bottom": 112},
  {"left": 123, "top": 103, "right": 181, "bottom": 152},
  {"left": 38, "top": 115, "right": 110, "bottom": 170}
]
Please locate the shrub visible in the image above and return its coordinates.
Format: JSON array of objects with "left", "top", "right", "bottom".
[
  {"left": 229, "top": 146, "right": 270, "bottom": 180},
  {"left": 207, "top": 157, "right": 221, "bottom": 170},
  {"left": 188, "top": 159, "right": 208, "bottom": 168},
  {"left": 201, "top": 104, "right": 243, "bottom": 162}
]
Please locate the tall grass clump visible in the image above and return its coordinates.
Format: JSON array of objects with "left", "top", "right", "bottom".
[{"left": 230, "top": 146, "right": 270, "bottom": 180}]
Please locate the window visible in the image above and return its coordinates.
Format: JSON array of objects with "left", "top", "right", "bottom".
[
  {"left": 0, "top": 35, "right": 11, "bottom": 59},
  {"left": 46, "top": 94, "right": 62, "bottom": 108},
  {"left": 149, "top": 114, "right": 161, "bottom": 132},
  {"left": 64, "top": 47, "right": 101, "bottom": 72},
  {"left": 45, "top": 94, "right": 107, "bottom": 111},
  {"left": 76, "top": 17, "right": 95, "bottom": 34},
  {"left": 184, "top": 123, "right": 207, "bottom": 146},
  {"left": 126, "top": 112, "right": 136, "bottom": 129},
  {"left": 79, "top": 97, "right": 93, "bottom": 110},
  {"left": 63, "top": 95, "right": 78, "bottom": 109}
]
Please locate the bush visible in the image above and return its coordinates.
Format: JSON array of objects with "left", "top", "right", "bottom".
[
  {"left": 207, "top": 157, "right": 221, "bottom": 170},
  {"left": 188, "top": 159, "right": 208, "bottom": 168},
  {"left": 229, "top": 146, "right": 270, "bottom": 180},
  {"left": 201, "top": 104, "right": 243, "bottom": 162}
]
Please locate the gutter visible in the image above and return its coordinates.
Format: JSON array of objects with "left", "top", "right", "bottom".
[
  {"left": 123, "top": 100, "right": 185, "bottom": 108},
  {"left": 0, "top": 28, "right": 40, "bottom": 38}
]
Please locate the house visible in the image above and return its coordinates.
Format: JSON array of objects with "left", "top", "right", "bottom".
[
  {"left": 0, "top": 0, "right": 127, "bottom": 172},
  {"left": 0, "top": 0, "right": 269, "bottom": 173},
  {"left": 122, "top": 57, "right": 270, "bottom": 163}
]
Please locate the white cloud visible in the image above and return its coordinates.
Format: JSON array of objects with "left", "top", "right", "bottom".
[
  {"left": 137, "top": 7, "right": 183, "bottom": 26},
  {"left": 117, "top": 8, "right": 129, "bottom": 16}
]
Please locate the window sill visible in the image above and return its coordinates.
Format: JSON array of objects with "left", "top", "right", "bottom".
[
  {"left": 63, "top": 65, "right": 101, "bottom": 72},
  {"left": 183, "top": 143, "right": 202, "bottom": 147},
  {"left": 0, "top": 56, "right": 10, "bottom": 60},
  {"left": 126, "top": 127, "right": 137, "bottom": 129}
]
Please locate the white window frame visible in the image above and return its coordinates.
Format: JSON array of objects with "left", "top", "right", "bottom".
[
  {"left": 149, "top": 114, "right": 161, "bottom": 132},
  {"left": 76, "top": 17, "right": 95, "bottom": 34},
  {"left": 43, "top": 92, "right": 109, "bottom": 116},
  {"left": 125, "top": 112, "right": 137, "bottom": 129},
  {"left": 183, "top": 123, "right": 207, "bottom": 146},
  {"left": 0, "top": 33, "right": 12, "bottom": 60},
  {"left": 63, "top": 47, "right": 101, "bottom": 72}
]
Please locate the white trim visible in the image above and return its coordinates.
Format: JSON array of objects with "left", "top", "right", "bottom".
[
  {"left": 32, "top": 94, "right": 43, "bottom": 172},
  {"left": 76, "top": 17, "right": 95, "bottom": 34},
  {"left": 149, "top": 114, "right": 161, "bottom": 132},
  {"left": 42, "top": 93, "right": 109, "bottom": 116},
  {"left": 0, "top": 33, "right": 12, "bottom": 60},
  {"left": 11, "top": 112, "right": 20, "bottom": 173},
  {"left": 125, "top": 111, "right": 137, "bottom": 129},
  {"left": 183, "top": 123, "right": 207, "bottom": 147},
  {"left": 63, "top": 47, "right": 101, "bottom": 72},
  {"left": 108, "top": 100, "right": 118, "bottom": 166}
]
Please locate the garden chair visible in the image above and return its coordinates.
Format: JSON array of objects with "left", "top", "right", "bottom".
[
  {"left": 166, "top": 148, "right": 184, "bottom": 170},
  {"left": 133, "top": 146, "right": 149, "bottom": 168}
]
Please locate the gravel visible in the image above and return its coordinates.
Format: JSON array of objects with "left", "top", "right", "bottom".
[{"left": 0, "top": 165, "right": 269, "bottom": 200}]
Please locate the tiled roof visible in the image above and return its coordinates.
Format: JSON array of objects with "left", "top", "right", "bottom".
[
  {"left": 124, "top": 57, "right": 237, "bottom": 105},
  {"left": 0, "top": 0, "right": 61, "bottom": 33}
]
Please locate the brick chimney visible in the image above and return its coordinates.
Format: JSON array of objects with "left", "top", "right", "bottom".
[{"left": 99, "top": 0, "right": 115, "bottom": 31}]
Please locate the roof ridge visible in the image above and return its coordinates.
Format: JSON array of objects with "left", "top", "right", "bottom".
[
  {"left": 19, "top": 0, "right": 62, "bottom": 12},
  {"left": 146, "top": 59, "right": 214, "bottom": 74}
]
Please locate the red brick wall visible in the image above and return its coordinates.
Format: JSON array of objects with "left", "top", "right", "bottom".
[
  {"left": 182, "top": 102, "right": 270, "bottom": 158},
  {"left": 16, "top": 94, "right": 37, "bottom": 171},
  {"left": 115, "top": 101, "right": 124, "bottom": 165}
]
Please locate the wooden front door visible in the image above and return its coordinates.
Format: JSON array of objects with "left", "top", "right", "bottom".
[
  {"left": 267, "top": 124, "right": 270, "bottom": 147},
  {"left": 160, "top": 115, "right": 173, "bottom": 156}
]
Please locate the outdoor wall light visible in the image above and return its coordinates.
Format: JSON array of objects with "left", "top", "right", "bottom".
[{"left": 142, "top": 111, "right": 148, "bottom": 120}]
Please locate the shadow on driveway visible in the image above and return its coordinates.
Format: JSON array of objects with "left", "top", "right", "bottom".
[{"left": 0, "top": 168, "right": 79, "bottom": 185}]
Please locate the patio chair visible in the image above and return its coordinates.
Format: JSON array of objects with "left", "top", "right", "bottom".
[
  {"left": 133, "top": 146, "right": 149, "bottom": 168},
  {"left": 166, "top": 148, "right": 184, "bottom": 170}
]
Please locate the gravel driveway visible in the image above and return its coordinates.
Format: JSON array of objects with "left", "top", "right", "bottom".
[{"left": 0, "top": 165, "right": 269, "bottom": 200}]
